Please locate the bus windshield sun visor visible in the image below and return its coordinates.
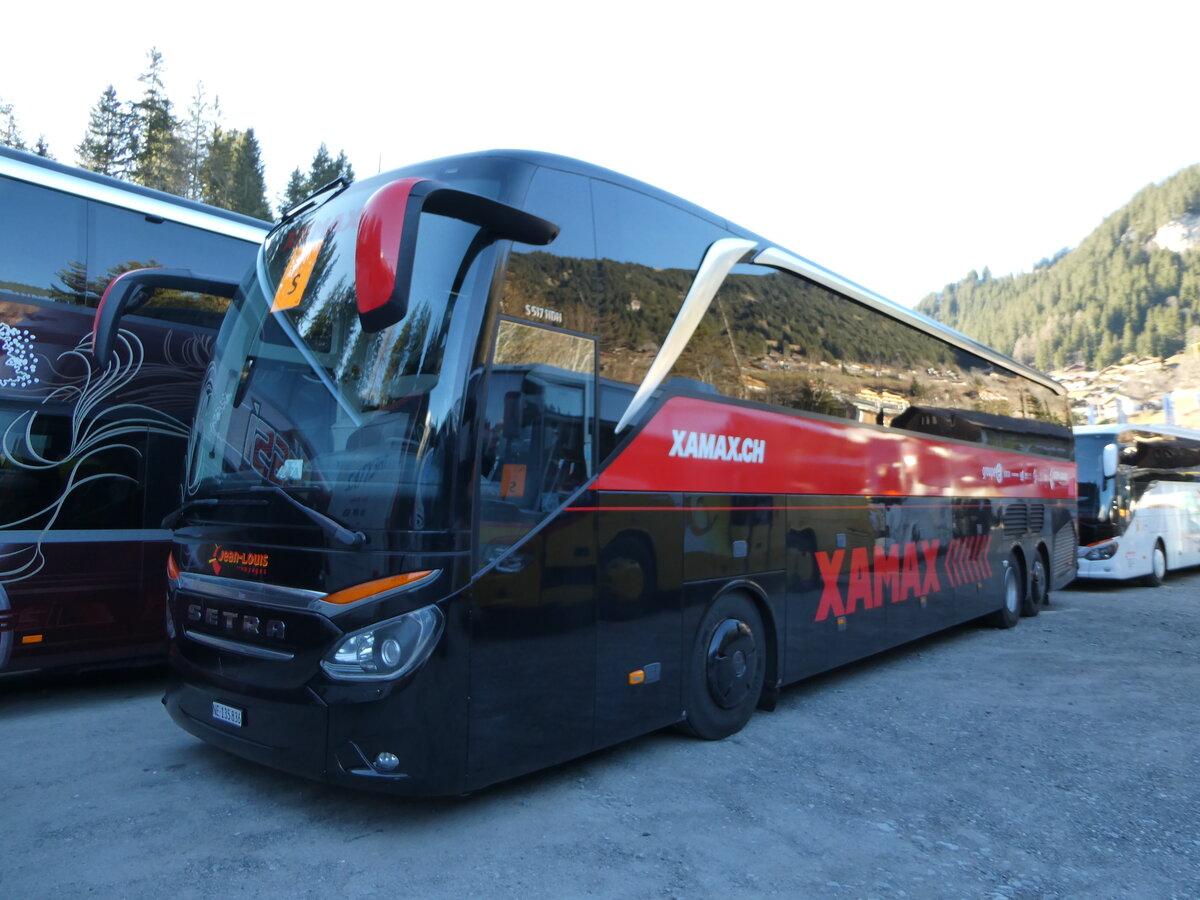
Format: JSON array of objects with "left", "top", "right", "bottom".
[
  {"left": 92, "top": 267, "right": 241, "bottom": 362},
  {"left": 354, "top": 177, "right": 560, "bottom": 333}
]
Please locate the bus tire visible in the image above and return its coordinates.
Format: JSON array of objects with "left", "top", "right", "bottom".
[
  {"left": 1022, "top": 549, "right": 1049, "bottom": 617},
  {"left": 990, "top": 554, "right": 1022, "bottom": 629},
  {"left": 1142, "top": 541, "right": 1167, "bottom": 587},
  {"left": 677, "top": 593, "right": 766, "bottom": 740}
]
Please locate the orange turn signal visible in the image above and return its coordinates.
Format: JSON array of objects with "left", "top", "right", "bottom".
[
  {"left": 320, "top": 570, "right": 437, "bottom": 606},
  {"left": 21, "top": 634, "right": 43, "bottom": 644},
  {"left": 166, "top": 552, "right": 179, "bottom": 581}
]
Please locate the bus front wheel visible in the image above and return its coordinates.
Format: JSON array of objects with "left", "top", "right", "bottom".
[
  {"left": 678, "top": 593, "right": 766, "bottom": 740},
  {"left": 990, "top": 554, "right": 1022, "bottom": 629},
  {"left": 1143, "top": 542, "right": 1167, "bottom": 587}
]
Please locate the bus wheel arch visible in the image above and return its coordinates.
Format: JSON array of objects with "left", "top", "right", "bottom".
[
  {"left": 1143, "top": 540, "right": 1168, "bottom": 587},
  {"left": 677, "top": 588, "right": 771, "bottom": 740},
  {"left": 1022, "top": 544, "right": 1050, "bottom": 617}
]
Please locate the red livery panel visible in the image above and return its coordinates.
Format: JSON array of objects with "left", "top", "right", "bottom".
[{"left": 596, "top": 396, "right": 1076, "bottom": 500}]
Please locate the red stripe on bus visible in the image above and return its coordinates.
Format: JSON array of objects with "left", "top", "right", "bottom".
[{"left": 595, "top": 396, "right": 1075, "bottom": 500}]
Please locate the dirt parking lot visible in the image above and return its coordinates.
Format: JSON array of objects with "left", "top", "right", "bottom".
[{"left": 2, "top": 572, "right": 1198, "bottom": 899}]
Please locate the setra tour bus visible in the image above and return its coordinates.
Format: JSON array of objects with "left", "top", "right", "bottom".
[
  {"left": 101, "top": 150, "right": 1077, "bottom": 794},
  {"left": 1075, "top": 423, "right": 1200, "bottom": 585},
  {"left": 0, "top": 146, "right": 269, "bottom": 675}
]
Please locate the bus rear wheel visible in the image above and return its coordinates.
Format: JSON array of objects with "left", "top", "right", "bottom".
[
  {"left": 678, "top": 593, "right": 765, "bottom": 740},
  {"left": 1022, "top": 550, "right": 1049, "bottom": 617},
  {"left": 1142, "top": 542, "right": 1167, "bottom": 587}
]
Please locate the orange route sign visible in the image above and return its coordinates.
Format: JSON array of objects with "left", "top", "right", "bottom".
[
  {"left": 272, "top": 239, "right": 323, "bottom": 312},
  {"left": 500, "top": 464, "right": 527, "bottom": 498}
]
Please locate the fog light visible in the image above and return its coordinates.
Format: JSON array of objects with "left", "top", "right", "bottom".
[{"left": 374, "top": 751, "right": 400, "bottom": 772}]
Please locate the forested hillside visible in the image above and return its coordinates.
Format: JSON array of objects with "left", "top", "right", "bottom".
[{"left": 917, "top": 164, "right": 1200, "bottom": 372}]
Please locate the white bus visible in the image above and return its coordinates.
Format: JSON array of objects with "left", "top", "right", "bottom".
[{"left": 1075, "top": 424, "right": 1200, "bottom": 585}]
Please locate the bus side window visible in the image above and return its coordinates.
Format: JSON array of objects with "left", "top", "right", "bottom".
[
  {"left": 0, "top": 176, "right": 88, "bottom": 305},
  {"left": 87, "top": 201, "right": 250, "bottom": 319}
]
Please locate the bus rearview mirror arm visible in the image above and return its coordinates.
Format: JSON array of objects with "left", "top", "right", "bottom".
[
  {"left": 355, "top": 179, "right": 559, "bottom": 334},
  {"left": 92, "top": 267, "right": 240, "bottom": 362},
  {"left": 1102, "top": 443, "right": 1119, "bottom": 480}
]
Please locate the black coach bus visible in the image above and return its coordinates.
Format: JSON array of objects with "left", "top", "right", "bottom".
[
  {"left": 0, "top": 146, "right": 268, "bottom": 674},
  {"left": 117, "top": 151, "right": 1076, "bottom": 793}
]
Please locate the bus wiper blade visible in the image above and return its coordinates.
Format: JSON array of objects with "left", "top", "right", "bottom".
[
  {"left": 161, "top": 497, "right": 269, "bottom": 529},
  {"left": 277, "top": 177, "right": 350, "bottom": 225},
  {"left": 249, "top": 485, "right": 366, "bottom": 549}
]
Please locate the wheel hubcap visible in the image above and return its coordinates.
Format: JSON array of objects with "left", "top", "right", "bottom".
[
  {"left": 1032, "top": 559, "right": 1045, "bottom": 603},
  {"left": 706, "top": 618, "right": 757, "bottom": 710},
  {"left": 1005, "top": 568, "right": 1019, "bottom": 614}
]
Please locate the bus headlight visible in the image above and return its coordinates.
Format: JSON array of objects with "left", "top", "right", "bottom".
[
  {"left": 321, "top": 605, "right": 444, "bottom": 682},
  {"left": 1081, "top": 541, "right": 1118, "bottom": 561}
]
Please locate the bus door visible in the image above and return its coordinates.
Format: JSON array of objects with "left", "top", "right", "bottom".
[{"left": 467, "top": 320, "right": 599, "bottom": 785}]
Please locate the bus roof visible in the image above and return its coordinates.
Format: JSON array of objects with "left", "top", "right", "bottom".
[
  {"left": 1074, "top": 424, "right": 1200, "bottom": 441},
  {"left": 0, "top": 145, "right": 271, "bottom": 243}
]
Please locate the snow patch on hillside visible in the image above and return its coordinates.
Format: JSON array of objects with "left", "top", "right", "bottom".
[{"left": 1149, "top": 213, "right": 1200, "bottom": 253}]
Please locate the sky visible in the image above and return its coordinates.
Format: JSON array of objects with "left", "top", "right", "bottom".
[{"left": 5, "top": 0, "right": 1200, "bottom": 307}]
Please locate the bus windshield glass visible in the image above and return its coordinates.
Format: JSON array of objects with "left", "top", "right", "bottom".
[
  {"left": 1075, "top": 434, "right": 1112, "bottom": 520},
  {"left": 186, "top": 176, "right": 500, "bottom": 537}
]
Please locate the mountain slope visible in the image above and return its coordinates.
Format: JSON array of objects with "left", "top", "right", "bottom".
[{"left": 917, "top": 164, "right": 1200, "bottom": 372}]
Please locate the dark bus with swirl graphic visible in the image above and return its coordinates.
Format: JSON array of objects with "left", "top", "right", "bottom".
[
  {"left": 0, "top": 146, "right": 269, "bottom": 674},
  {"left": 114, "top": 151, "right": 1075, "bottom": 794}
]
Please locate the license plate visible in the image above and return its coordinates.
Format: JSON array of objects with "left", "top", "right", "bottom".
[{"left": 211, "top": 701, "right": 244, "bottom": 728}]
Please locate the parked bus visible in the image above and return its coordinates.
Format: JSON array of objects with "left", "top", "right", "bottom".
[
  {"left": 121, "top": 151, "right": 1076, "bottom": 794},
  {"left": 0, "top": 146, "right": 269, "bottom": 674},
  {"left": 1075, "top": 424, "right": 1200, "bottom": 584}
]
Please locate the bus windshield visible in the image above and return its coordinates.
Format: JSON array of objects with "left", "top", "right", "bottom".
[
  {"left": 186, "top": 180, "right": 497, "bottom": 538},
  {"left": 1075, "top": 434, "right": 1113, "bottom": 521}
]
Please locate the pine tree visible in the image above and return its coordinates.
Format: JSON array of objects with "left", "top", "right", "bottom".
[
  {"left": 281, "top": 143, "right": 356, "bottom": 209},
  {"left": 33, "top": 136, "right": 53, "bottom": 158},
  {"left": 308, "top": 143, "right": 337, "bottom": 188},
  {"left": 132, "top": 48, "right": 185, "bottom": 194},
  {"left": 1, "top": 96, "right": 26, "bottom": 150},
  {"left": 228, "top": 129, "right": 271, "bottom": 220},
  {"left": 77, "top": 85, "right": 137, "bottom": 178},
  {"left": 180, "top": 83, "right": 216, "bottom": 201},
  {"left": 282, "top": 167, "right": 308, "bottom": 210},
  {"left": 200, "top": 126, "right": 238, "bottom": 209}
]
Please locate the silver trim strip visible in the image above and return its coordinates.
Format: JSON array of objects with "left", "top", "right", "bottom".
[
  {"left": 178, "top": 572, "right": 325, "bottom": 607},
  {"left": 615, "top": 238, "right": 758, "bottom": 432},
  {"left": 182, "top": 628, "right": 295, "bottom": 661},
  {"left": 752, "top": 246, "right": 1065, "bottom": 396},
  {"left": 0, "top": 529, "right": 172, "bottom": 543},
  {"left": 0, "top": 154, "right": 270, "bottom": 244}
]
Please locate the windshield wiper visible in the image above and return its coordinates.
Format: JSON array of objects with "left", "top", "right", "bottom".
[
  {"left": 161, "top": 497, "right": 269, "bottom": 529},
  {"left": 277, "top": 177, "right": 350, "bottom": 226},
  {"left": 249, "top": 484, "right": 366, "bottom": 549}
]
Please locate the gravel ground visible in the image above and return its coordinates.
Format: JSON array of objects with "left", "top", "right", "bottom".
[{"left": 2, "top": 572, "right": 1198, "bottom": 899}]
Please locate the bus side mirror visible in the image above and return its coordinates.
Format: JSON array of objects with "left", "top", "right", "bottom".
[
  {"left": 92, "top": 268, "right": 240, "bottom": 362},
  {"left": 355, "top": 178, "right": 559, "bottom": 333},
  {"left": 1102, "top": 443, "right": 1119, "bottom": 479}
]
